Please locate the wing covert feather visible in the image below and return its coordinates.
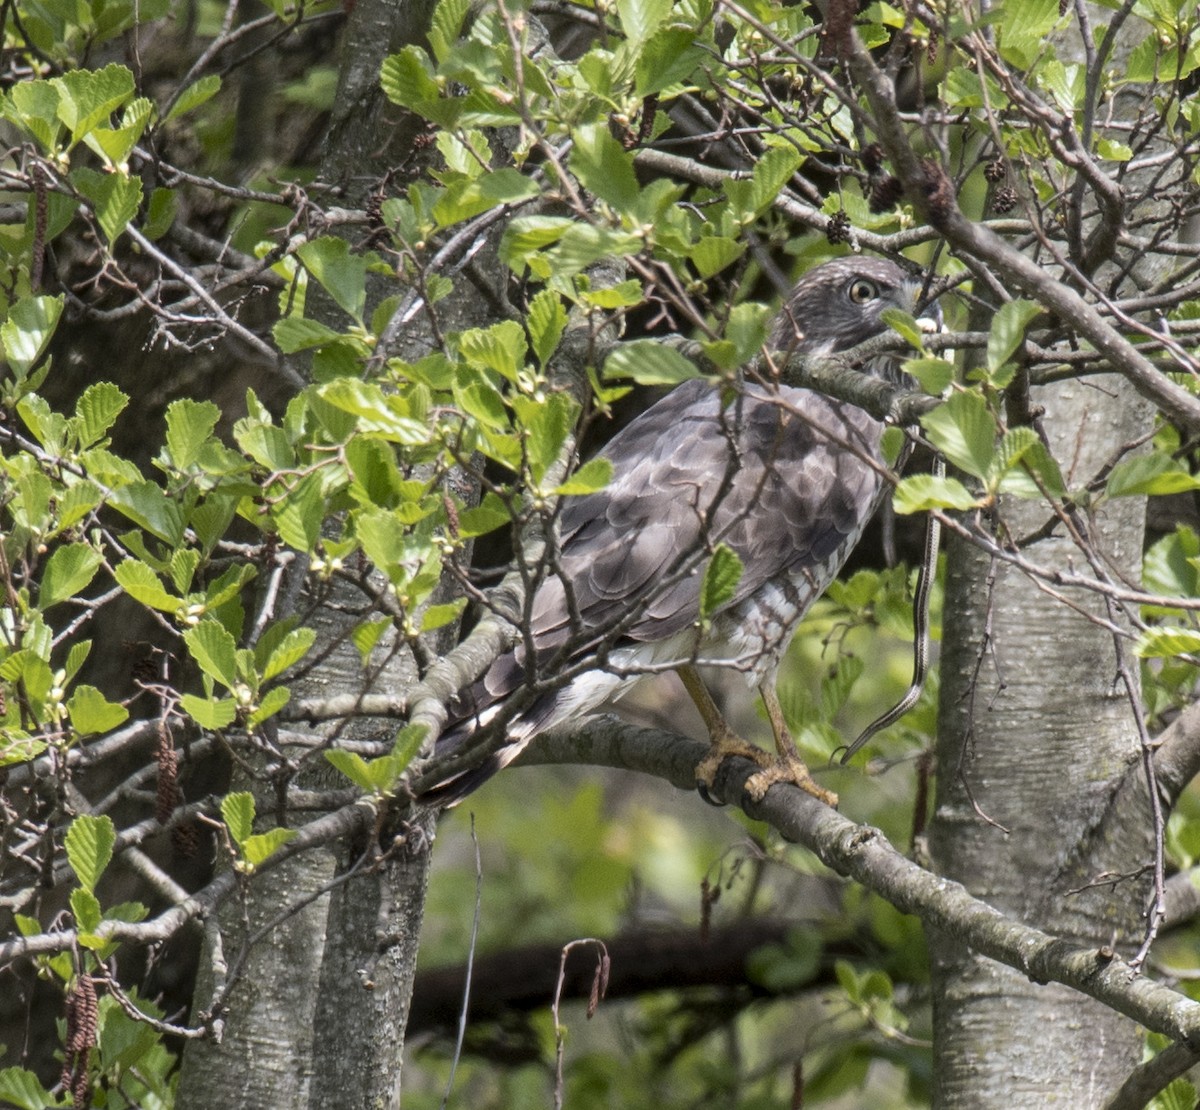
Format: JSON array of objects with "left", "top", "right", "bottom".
[{"left": 530, "top": 379, "right": 887, "bottom": 648}]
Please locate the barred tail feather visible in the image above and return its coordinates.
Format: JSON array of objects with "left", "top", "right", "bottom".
[{"left": 419, "top": 668, "right": 632, "bottom": 807}]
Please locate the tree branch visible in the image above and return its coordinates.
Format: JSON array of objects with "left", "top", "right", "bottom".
[
  {"left": 517, "top": 719, "right": 1200, "bottom": 1047},
  {"left": 845, "top": 31, "right": 1200, "bottom": 435},
  {"left": 409, "top": 919, "right": 864, "bottom": 1037}
]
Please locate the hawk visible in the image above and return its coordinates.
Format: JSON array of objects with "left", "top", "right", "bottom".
[{"left": 426, "top": 256, "right": 937, "bottom": 808}]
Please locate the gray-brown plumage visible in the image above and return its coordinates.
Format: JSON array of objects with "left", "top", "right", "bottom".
[{"left": 427, "top": 256, "right": 936, "bottom": 806}]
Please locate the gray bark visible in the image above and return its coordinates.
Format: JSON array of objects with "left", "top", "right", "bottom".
[
  {"left": 929, "top": 375, "right": 1154, "bottom": 1106},
  {"left": 177, "top": 0, "right": 445, "bottom": 1103},
  {"left": 176, "top": 850, "right": 338, "bottom": 1108}
]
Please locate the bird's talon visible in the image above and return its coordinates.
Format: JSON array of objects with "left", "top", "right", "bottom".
[
  {"left": 695, "top": 780, "right": 725, "bottom": 807},
  {"left": 744, "top": 758, "right": 838, "bottom": 808}
]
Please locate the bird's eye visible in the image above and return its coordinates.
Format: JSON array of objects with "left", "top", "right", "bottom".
[{"left": 848, "top": 279, "right": 879, "bottom": 304}]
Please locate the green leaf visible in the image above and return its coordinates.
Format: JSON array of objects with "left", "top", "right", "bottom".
[
  {"left": 2, "top": 294, "right": 64, "bottom": 376},
  {"left": 64, "top": 813, "right": 116, "bottom": 893},
  {"left": 325, "top": 749, "right": 380, "bottom": 791},
  {"left": 1, "top": 651, "right": 53, "bottom": 703},
  {"left": 987, "top": 299, "right": 1041, "bottom": 370},
  {"left": 169, "top": 549, "right": 200, "bottom": 595},
  {"left": 379, "top": 46, "right": 460, "bottom": 126},
  {"left": 603, "top": 339, "right": 699, "bottom": 385},
  {"left": 725, "top": 147, "right": 802, "bottom": 221},
  {"left": 71, "top": 166, "right": 142, "bottom": 245},
  {"left": 880, "top": 426, "right": 907, "bottom": 467},
  {"left": 1145, "top": 526, "right": 1200, "bottom": 599},
  {"left": 273, "top": 315, "right": 341, "bottom": 353},
  {"left": 432, "top": 168, "right": 539, "bottom": 227},
  {"left": 180, "top": 693, "right": 237, "bottom": 729},
  {"left": 203, "top": 565, "right": 255, "bottom": 616},
  {"left": 259, "top": 626, "right": 317, "bottom": 682},
  {"left": 53, "top": 63, "right": 134, "bottom": 145},
  {"left": 690, "top": 236, "right": 743, "bottom": 279},
  {"left": 1096, "top": 138, "right": 1132, "bottom": 162},
  {"left": 247, "top": 685, "right": 290, "bottom": 726},
  {"left": 557, "top": 457, "right": 613, "bottom": 495},
  {"left": 570, "top": 123, "right": 640, "bottom": 213},
  {"left": 113, "top": 560, "right": 182, "bottom": 613},
  {"left": 74, "top": 382, "right": 128, "bottom": 448},
  {"left": 635, "top": 26, "right": 705, "bottom": 96},
  {"left": 84, "top": 97, "right": 152, "bottom": 168},
  {"left": 1107, "top": 454, "right": 1200, "bottom": 498},
  {"left": 903, "top": 357, "right": 956, "bottom": 395},
  {"left": 297, "top": 236, "right": 369, "bottom": 324},
  {"left": 499, "top": 215, "right": 572, "bottom": 268},
  {"left": 6, "top": 80, "right": 64, "bottom": 154},
  {"left": 221, "top": 791, "right": 255, "bottom": 846},
  {"left": 184, "top": 620, "right": 239, "bottom": 689},
  {"left": 0, "top": 735, "right": 47, "bottom": 768},
  {"left": 64, "top": 641, "right": 91, "bottom": 684},
  {"left": 326, "top": 723, "right": 426, "bottom": 795},
  {"left": 56, "top": 480, "right": 103, "bottom": 530},
  {"left": 420, "top": 598, "right": 467, "bottom": 633},
  {"left": 458, "top": 320, "right": 528, "bottom": 382},
  {"left": 391, "top": 722, "right": 427, "bottom": 772},
  {"left": 457, "top": 492, "right": 512, "bottom": 536},
  {"left": 700, "top": 543, "right": 742, "bottom": 619},
  {"left": 346, "top": 437, "right": 405, "bottom": 507},
  {"left": 351, "top": 617, "right": 391, "bottom": 664},
  {"left": 165, "top": 398, "right": 221, "bottom": 469},
  {"left": 234, "top": 419, "right": 297, "bottom": 470},
  {"left": 70, "top": 886, "right": 103, "bottom": 932},
  {"left": 272, "top": 472, "right": 325, "bottom": 551},
  {"left": 17, "top": 394, "right": 67, "bottom": 449},
  {"left": 1135, "top": 627, "right": 1200, "bottom": 658},
  {"left": 381, "top": 46, "right": 440, "bottom": 108},
  {"left": 165, "top": 74, "right": 221, "bottom": 122},
  {"left": 0, "top": 1066, "right": 63, "bottom": 1110},
  {"left": 240, "top": 828, "right": 297, "bottom": 868},
  {"left": 429, "top": 0, "right": 471, "bottom": 60},
  {"left": 192, "top": 495, "right": 240, "bottom": 554},
  {"left": 528, "top": 289, "right": 567, "bottom": 366},
  {"left": 990, "top": 425, "right": 1040, "bottom": 479},
  {"left": 39, "top": 543, "right": 102, "bottom": 608},
  {"left": 353, "top": 509, "right": 409, "bottom": 581},
  {"left": 514, "top": 392, "right": 576, "bottom": 483},
  {"left": 67, "top": 685, "right": 129, "bottom": 735},
  {"left": 580, "top": 279, "right": 643, "bottom": 309},
  {"left": 108, "top": 480, "right": 186, "bottom": 544},
  {"left": 105, "top": 900, "right": 149, "bottom": 925},
  {"left": 716, "top": 302, "right": 770, "bottom": 368},
  {"left": 893, "top": 473, "right": 981, "bottom": 514},
  {"left": 880, "top": 307, "right": 926, "bottom": 352},
  {"left": 996, "top": 0, "right": 1060, "bottom": 67},
  {"left": 617, "top": 0, "right": 671, "bottom": 45},
  {"left": 319, "top": 379, "right": 431, "bottom": 443},
  {"left": 143, "top": 186, "right": 177, "bottom": 241},
  {"left": 920, "top": 392, "right": 996, "bottom": 479}
]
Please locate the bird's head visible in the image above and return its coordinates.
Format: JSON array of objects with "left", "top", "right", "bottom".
[{"left": 771, "top": 256, "right": 941, "bottom": 373}]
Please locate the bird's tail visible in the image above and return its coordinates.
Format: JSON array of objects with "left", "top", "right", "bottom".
[
  {"left": 417, "top": 729, "right": 529, "bottom": 808},
  {"left": 416, "top": 685, "right": 555, "bottom": 808}
]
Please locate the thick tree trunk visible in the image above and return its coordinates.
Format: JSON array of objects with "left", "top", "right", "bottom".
[
  {"left": 177, "top": 2, "right": 444, "bottom": 1105},
  {"left": 929, "top": 375, "right": 1154, "bottom": 1106}
]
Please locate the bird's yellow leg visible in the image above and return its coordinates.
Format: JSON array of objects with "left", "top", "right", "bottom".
[
  {"left": 743, "top": 683, "right": 838, "bottom": 807},
  {"left": 678, "top": 665, "right": 772, "bottom": 792}
]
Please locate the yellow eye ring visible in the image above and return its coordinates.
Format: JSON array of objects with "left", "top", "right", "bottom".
[{"left": 848, "top": 278, "right": 879, "bottom": 304}]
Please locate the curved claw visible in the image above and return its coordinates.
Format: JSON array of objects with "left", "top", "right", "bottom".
[{"left": 695, "top": 779, "right": 726, "bottom": 807}]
